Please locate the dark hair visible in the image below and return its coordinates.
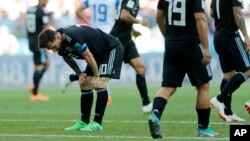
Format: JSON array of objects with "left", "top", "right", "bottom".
[{"left": 38, "top": 29, "right": 57, "bottom": 49}]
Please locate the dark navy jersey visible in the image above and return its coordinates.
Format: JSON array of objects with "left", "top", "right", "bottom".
[
  {"left": 57, "top": 25, "right": 118, "bottom": 60},
  {"left": 26, "top": 5, "right": 50, "bottom": 38},
  {"left": 157, "top": 0, "right": 205, "bottom": 40},
  {"left": 110, "top": 0, "right": 139, "bottom": 39},
  {"left": 211, "top": 0, "right": 243, "bottom": 34}
]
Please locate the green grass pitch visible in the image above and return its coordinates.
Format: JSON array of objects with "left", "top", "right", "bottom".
[{"left": 0, "top": 84, "right": 249, "bottom": 141}]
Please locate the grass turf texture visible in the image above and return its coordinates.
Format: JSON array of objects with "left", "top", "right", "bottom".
[{"left": 0, "top": 84, "right": 249, "bottom": 141}]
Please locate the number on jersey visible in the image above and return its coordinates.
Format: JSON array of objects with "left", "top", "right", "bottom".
[{"left": 166, "top": 0, "right": 186, "bottom": 26}]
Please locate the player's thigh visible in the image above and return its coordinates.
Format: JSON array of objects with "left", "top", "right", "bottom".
[
  {"left": 162, "top": 54, "right": 185, "bottom": 87},
  {"left": 129, "top": 57, "right": 146, "bottom": 74}
]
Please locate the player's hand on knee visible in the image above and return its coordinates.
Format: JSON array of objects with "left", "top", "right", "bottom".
[
  {"left": 91, "top": 76, "right": 100, "bottom": 89},
  {"left": 79, "top": 73, "right": 88, "bottom": 84}
]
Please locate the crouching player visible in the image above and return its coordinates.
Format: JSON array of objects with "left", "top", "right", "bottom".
[{"left": 38, "top": 24, "right": 124, "bottom": 131}]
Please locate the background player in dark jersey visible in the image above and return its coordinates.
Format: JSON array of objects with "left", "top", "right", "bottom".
[
  {"left": 26, "top": 0, "right": 53, "bottom": 101},
  {"left": 38, "top": 25, "right": 124, "bottom": 131},
  {"left": 110, "top": 0, "right": 152, "bottom": 114},
  {"left": 148, "top": 0, "right": 219, "bottom": 138},
  {"left": 210, "top": 0, "right": 250, "bottom": 122}
]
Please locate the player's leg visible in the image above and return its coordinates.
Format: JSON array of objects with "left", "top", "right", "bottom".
[
  {"left": 212, "top": 34, "right": 249, "bottom": 121},
  {"left": 196, "top": 83, "right": 219, "bottom": 137},
  {"left": 126, "top": 41, "right": 152, "bottom": 113},
  {"left": 29, "top": 49, "right": 49, "bottom": 101},
  {"left": 81, "top": 47, "right": 123, "bottom": 131},
  {"left": 188, "top": 41, "right": 218, "bottom": 137},
  {"left": 81, "top": 78, "right": 110, "bottom": 131},
  {"left": 219, "top": 72, "right": 245, "bottom": 121},
  {"left": 65, "top": 77, "right": 93, "bottom": 131},
  {"left": 149, "top": 87, "right": 175, "bottom": 139},
  {"left": 61, "top": 71, "right": 112, "bottom": 106},
  {"left": 129, "top": 57, "right": 152, "bottom": 113},
  {"left": 219, "top": 77, "right": 232, "bottom": 115},
  {"left": 148, "top": 52, "right": 184, "bottom": 139}
]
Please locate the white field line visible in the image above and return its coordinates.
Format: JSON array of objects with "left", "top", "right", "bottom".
[
  {"left": 0, "top": 119, "right": 247, "bottom": 125},
  {"left": 0, "top": 133, "right": 229, "bottom": 140},
  {"left": 0, "top": 119, "right": 234, "bottom": 140}
]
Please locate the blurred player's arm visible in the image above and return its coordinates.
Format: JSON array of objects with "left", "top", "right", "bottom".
[
  {"left": 194, "top": 12, "right": 211, "bottom": 64},
  {"left": 132, "top": 27, "right": 141, "bottom": 37},
  {"left": 81, "top": 48, "right": 99, "bottom": 77},
  {"left": 75, "top": 3, "right": 90, "bottom": 25},
  {"left": 156, "top": 9, "right": 165, "bottom": 36},
  {"left": 233, "top": 6, "right": 250, "bottom": 51},
  {"left": 120, "top": 9, "right": 148, "bottom": 26},
  {"left": 63, "top": 56, "right": 82, "bottom": 75}
]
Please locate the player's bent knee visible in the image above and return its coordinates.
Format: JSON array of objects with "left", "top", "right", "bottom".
[
  {"left": 80, "top": 83, "right": 92, "bottom": 90},
  {"left": 96, "top": 77, "right": 110, "bottom": 88},
  {"left": 244, "top": 69, "right": 250, "bottom": 78},
  {"left": 136, "top": 65, "right": 146, "bottom": 74}
]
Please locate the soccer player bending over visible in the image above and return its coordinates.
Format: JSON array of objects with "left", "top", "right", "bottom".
[{"left": 38, "top": 25, "right": 124, "bottom": 131}]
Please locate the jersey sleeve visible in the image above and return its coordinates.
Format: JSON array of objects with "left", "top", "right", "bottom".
[
  {"left": 123, "top": 0, "right": 136, "bottom": 11},
  {"left": 157, "top": 0, "right": 164, "bottom": 10},
  {"left": 74, "top": 42, "right": 88, "bottom": 53},
  {"left": 115, "top": 0, "right": 120, "bottom": 8},
  {"left": 82, "top": 0, "right": 89, "bottom": 7},
  {"left": 66, "top": 31, "right": 88, "bottom": 53},
  {"left": 231, "top": 0, "right": 243, "bottom": 8},
  {"left": 193, "top": 0, "right": 205, "bottom": 13}
]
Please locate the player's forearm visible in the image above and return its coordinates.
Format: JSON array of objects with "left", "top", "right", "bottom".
[
  {"left": 120, "top": 9, "right": 140, "bottom": 24},
  {"left": 195, "top": 14, "right": 209, "bottom": 49},
  {"left": 63, "top": 57, "right": 82, "bottom": 75},
  {"left": 85, "top": 56, "right": 99, "bottom": 77},
  {"left": 76, "top": 11, "right": 85, "bottom": 22},
  {"left": 82, "top": 50, "right": 99, "bottom": 77},
  {"left": 76, "top": 11, "right": 83, "bottom": 20},
  {"left": 75, "top": 6, "right": 90, "bottom": 25},
  {"left": 233, "top": 6, "right": 249, "bottom": 39}
]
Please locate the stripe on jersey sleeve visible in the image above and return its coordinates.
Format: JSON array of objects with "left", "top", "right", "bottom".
[{"left": 75, "top": 43, "right": 88, "bottom": 53}]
